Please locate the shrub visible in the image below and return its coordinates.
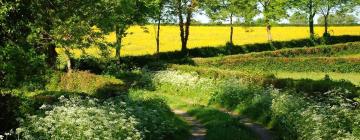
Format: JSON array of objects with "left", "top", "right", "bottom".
[
  {"left": 271, "top": 89, "right": 358, "bottom": 139},
  {"left": 46, "top": 71, "right": 125, "bottom": 97},
  {"left": 234, "top": 42, "right": 360, "bottom": 58},
  {"left": 9, "top": 94, "right": 189, "bottom": 140},
  {"left": 194, "top": 57, "right": 360, "bottom": 73},
  {"left": 0, "top": 91, "right": 22, "bottom": 134},
  {"left": 0, "top": 44, "right": 46, "bottom": 89},
  {"left": 16, "top": 96, "right": 143, "bottom": 140}
]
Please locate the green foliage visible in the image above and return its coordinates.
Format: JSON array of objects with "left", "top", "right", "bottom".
[
  {"left": 0, "top": 91, "right": 22, "bottom": 134},
  {"left": 271, "top": 89, "right": 359, "bottom": 139},
  {"left": 2, "top": 87, "right": 189, "bottom": 140},
  {"left": 152, "top": 70, "right": 360, "bottom": 139},
  {"left": 46, "top": 71, "right": 125, "bottom": 97},
  {"left": 0, "top": 44, "right": 47, "bottom": 89},
  {"left": 96, "top": 0, "right": 154, "bottom": 58},
  {"left": 195, "top": 57, "right": 360, "bottom": 73},
  {"left": 258, "top": 0, "right": 289, "bottom": 23},
  {"left": 200, "top": 0, "right": 257, "bottom": 23},
  {"left": 17, "top": 96, "right": 143, "bottom": 140},
  {"left": 288, "top": 12, "right": 308, "bottom": 25},
  {"left": 234, "top": 42, "right": 360, "bottom": 58},
  {"left": 317, "top": 13, "right": 358, "bottom": 25}
]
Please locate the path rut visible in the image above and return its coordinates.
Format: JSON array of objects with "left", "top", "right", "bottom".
[
  {"left": 173, "top": 109, "right": 206, "bottom": 140},
  {"left": 219, "top": 109, "right": 273, "bottom": 140}
]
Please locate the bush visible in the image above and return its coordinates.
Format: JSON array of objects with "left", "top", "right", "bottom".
[
  {"left": 0, "top": 44, "right": 47, "bottom": 89},
  {"left": 0, "top": 91, "right": 22, "bottom": 134},
  {"left": 16, "top": 96, "right": 143, "bottom": 140},
  {"left": 46, "top": 71, "right": 126, "bottom": 97},
  {"left": 234, "top": 42, "right": 360, "bottom": 58},
  {"left": 271, "top": 89, "right": 359, "bottom": 139},
  {"left": 195, "top": 57, "right": 360, "bottom": 73},
  {"left": 6, "top": 94, "right": 189, "bottom": 140},
  {"left": 265, "top": 77, "right": 360, "bottom": 97}
]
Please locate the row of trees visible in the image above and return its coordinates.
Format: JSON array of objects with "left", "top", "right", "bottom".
[
  {"left": 1, "top": 0, "right": 359, "bottom": 74},
  {"left": 289, "top": 12, "right": 358, "bottom": 25}
]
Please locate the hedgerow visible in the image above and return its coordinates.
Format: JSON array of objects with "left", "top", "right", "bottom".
[
  {"left": 194, "top": 57, "right": 360, "bottom": 73},
  {"left": 230, "top": 42, "right": 360, "bottom": 58}
]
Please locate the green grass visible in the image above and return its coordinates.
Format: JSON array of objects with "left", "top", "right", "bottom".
[
  {"left": 129, "top": 84, "right": 259, "bottom": 140},
  {"left": 274, "top": 72, "right": 360, "bottom": 86},
  {"left": 191, "top": 42, "right": 360, "bottom": 74}
]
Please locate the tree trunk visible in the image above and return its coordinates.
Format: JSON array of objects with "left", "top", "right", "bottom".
[
  {"left": 308, "top": 0, "right": 315, "bottom": 38},
  {"left": 324, "top": 15, "right": 328, "bottom": 35},
  {"left": 115, "top": 35, "right": 122, "bottom": 59},
  {"left": 266, "top": 22, "right": 272, "bottom": 42},
  {"left": 229, "top": 13, "right": 234, "bottom": 45},
  {"left": 309, "top": 15, "right": 315, "bottom": 38},
  {"left": 156, "top": 14, "right": 161, "bottom": 56},
  {"left": 177, "top": 0, "right": 193, "bottom": 54},
  {"left": 46, "top": 43, "right": 58, "bottom": 68},
  {"left": 183, "top": 9, "right": 191, "bottom": 53},
  {"left": 65, "top": 49, "right": 72, "bottom": 73},
  {"left": 177, "top": 0, "right": 186, "bottom": 53},
  {"left": 43, "top": 17, "right": 57, "bottom": 69}
]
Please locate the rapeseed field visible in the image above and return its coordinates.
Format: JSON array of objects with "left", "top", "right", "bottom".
[{"left": 70, "top": 26, "right": 360, "bottom": 57}]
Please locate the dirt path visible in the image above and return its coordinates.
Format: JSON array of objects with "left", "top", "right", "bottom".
[
  {"left": 173, "top": 109, "right": 206, "bottom": 140},
  {"left": 219, "top": 109, "right": 273, "bottom": 140}
]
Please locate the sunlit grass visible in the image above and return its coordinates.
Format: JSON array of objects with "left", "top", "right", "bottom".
[
  {"left": 274, "top": 72, "right": 360, "bottom": 86},
  {"left": 63, "top": 25, "right": 360, "bottom": 57}
]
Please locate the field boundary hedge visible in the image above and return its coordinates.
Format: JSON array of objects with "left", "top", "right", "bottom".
[
  {"left": 226, "top": 42, "right": 360, "bottom": 58},
  {"left": 194, "top": 57, "right": 360, "bottom": 73}
]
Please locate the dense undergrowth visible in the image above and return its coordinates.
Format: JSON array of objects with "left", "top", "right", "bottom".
[
  {"left": 148, "top": 70, "right": 360, "bottom": 139},
  {"left": 0, "top": 71, "right": 189, "bottom": 140},
  {"left": 1, "top": 38, "right": 360, "bottom": 140}
]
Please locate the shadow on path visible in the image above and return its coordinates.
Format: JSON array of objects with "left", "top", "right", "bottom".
[
  {"left": 219, "top": 108, "right": 274, "bottom": 140},
  {"left": 173, "top": 109, "right": 206, "bottom": 140}
]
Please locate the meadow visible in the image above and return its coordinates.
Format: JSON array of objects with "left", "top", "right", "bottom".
[{"left": 69, "top": 26, "right": 360, "bottom": 57}]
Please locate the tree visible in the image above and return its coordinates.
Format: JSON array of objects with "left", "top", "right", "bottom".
[
  {"left": 1, "top": 0, "right": 33, "bottom": 46},
  {"left": 148, "top": 0, "right": 171, "bottom": 56},
  {"left": 201, "top": 0, "right": 257, "bottom": 45},
  {"left": 0, "top": 0, "right": 47, "bottom": 87},
  {"left": 289, "top": 12, "right": 309, "bottom": 25},
  {"left": 289, "top": 0, "right": 321, "bottom": 38},
  {"left": 317, "top": 13, "right": 357, "bottom": 24},
  {"left": 319, "top": 0, "right": 340, "bottom": 36},
  {"left": 170, "top": 0, "right": 199, "bottom": 54},
  {"left": 319, "top": 0, "right": 359, "bottom": 26},
  {"left": 258, "top": 0, "right": 288, "bottom": 42},
  {"left": 96, "top": 0, "right": 152, "bottom": 60},
  {"left": 27, "top": 0, "right": 104, "bottom": 72}
]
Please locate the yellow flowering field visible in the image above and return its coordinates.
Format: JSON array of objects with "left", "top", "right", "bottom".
[{"left": 72, "top": 26, "right": 360, "bottom": 57}]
